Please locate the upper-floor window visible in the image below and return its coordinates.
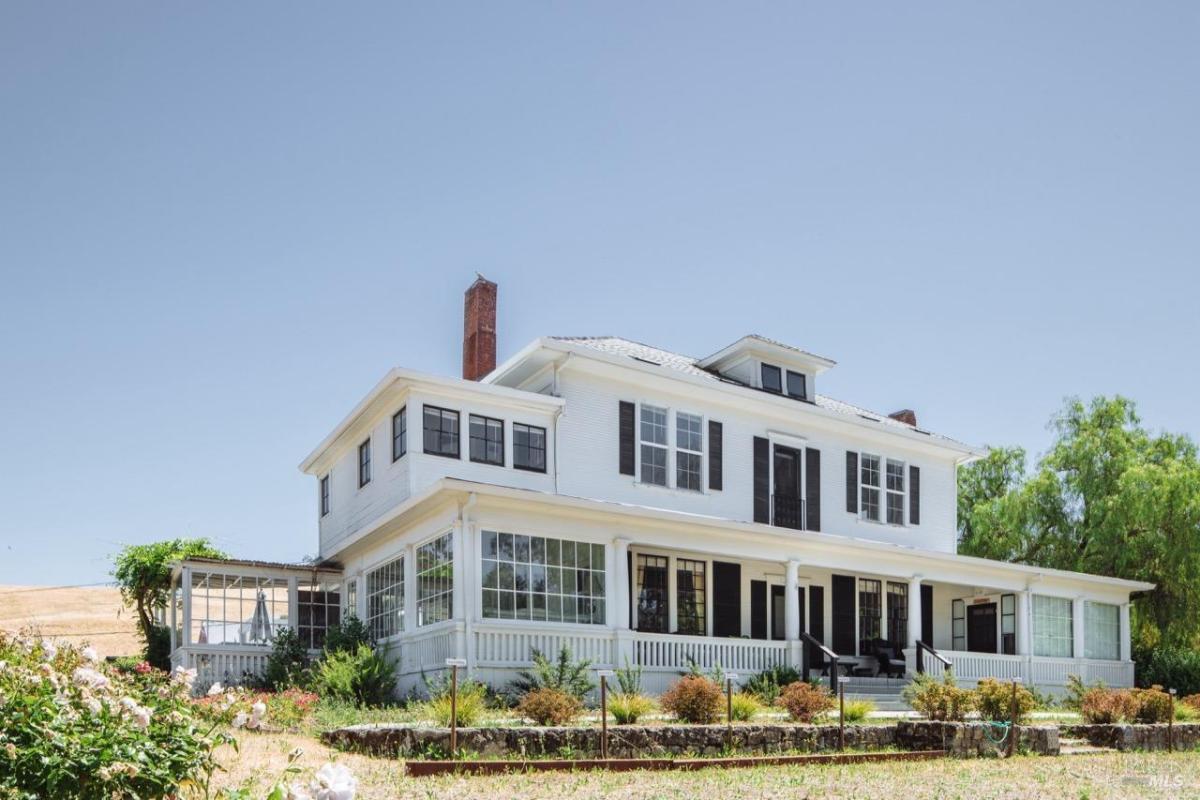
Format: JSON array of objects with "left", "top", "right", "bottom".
[
  {"left": 640, "top": 405, "right": 668, "bottom": 486},
  {"left": 786, "top": 370, "right": 807, "bottom": 400},
  {"left": 675, "top": 412, "right": 703, "bottom": 492},
  {"left": 885, "top": 459, "right": 906, "bottom": 525},
  {"left": 320, "top": 474, "right": 331, "bottom": 516},
  {"left": 423, "top": 405, "right": 460, "bottom": 458},
  {"left": 392, "top": 407, "right": 407, "bottom": 462},
  {"left": 469, "top": 414, "right": 505, "bottom": 466},
  {"left": 358, "top": 439, "right": 372, "bottom": 488},
  {"left": 513, "top": 423, "right": 547, "bottom": 473},
  {"left": 860, "top": 453, "right": 881, "bottom": 521},
  {"left": 761, "top": 363, "right": 783, "bottom": 393}
]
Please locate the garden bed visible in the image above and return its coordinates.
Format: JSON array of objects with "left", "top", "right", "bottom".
[{"left": 1062, "top": 722, "right": 1200, "bottom": 751}]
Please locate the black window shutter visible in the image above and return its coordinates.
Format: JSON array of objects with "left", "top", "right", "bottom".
[
  {"left": 909, "top": 465, "right": 921, "bottom": 525},
  {"left": 712, "top": 562, "right": 741, "bottom": 637},
  {"left": 750, "top": 580, "right": 767, "bottom": 640},
  {"left": 753, "top": 437, "right": 770, "bottom": 523},
  {"left": 808, "top": 586, "right": 825, "bottom": 668},
  {"left": 618, "top": 401, "right": 635, "bottom": 476},
  {"left": 831, "top": 574, "right": 856, "bottom": 656},
  {"left": 845, "top": 451, "right": 858, "bottom": 513},
  {"left": 708, "top": 420, "right": 723, "bottom": 491},
  {"left": 805, "top": 447, "right": 821, "bottom": 532}
]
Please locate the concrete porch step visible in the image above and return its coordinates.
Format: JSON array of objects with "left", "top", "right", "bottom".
[{"left": 1058, "top": 737, "right": 1116, "bottom": 756}]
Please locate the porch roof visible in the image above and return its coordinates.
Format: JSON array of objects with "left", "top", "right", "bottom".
[
  {"left": 172, "top": 556, "right": 342, "bottom": 580},
  {"left": 328, "top": 477, "right": 1157, "bottom": 593}
]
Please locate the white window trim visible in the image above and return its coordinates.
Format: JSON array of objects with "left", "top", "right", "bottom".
[
  {"left": 414, "top": 531, "right": 454, "bottom": 628},
  {"left": 635, "top": 402, "right": 707, "bottom": 494},
  {"left": 885, "top": 457, "right": 907, "bottom": 527},
  {"left": 854, "top": 451, "right": 909, "bottom": 527},
  {"left": 364, "top": 555, "right": 405, "bottom": 642}
]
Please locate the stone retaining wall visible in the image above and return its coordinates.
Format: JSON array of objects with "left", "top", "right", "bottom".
[
  {"left": 1062, "top": 723, "right": 1200, "bottom": 751},
  {"left": 322, "top": 721, "right": 1061, "bottom": 759}
]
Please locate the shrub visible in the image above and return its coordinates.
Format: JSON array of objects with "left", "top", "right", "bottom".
[
  {"left": 0, "top": 630, "right": 231, "bottom": 800},
  {"left": 778, "top": 681, "right": 836, "bottom": 723},
  {"left": 661, "top": 675, "right": 724, "bottom": 724},
  {"left": 312, "top": 644, "right": 397, "bottom": 706},
  {"left": 322, "top": 614, "right": 373, "bottom": 655},
  {"left": 744, "top": 665, "right": 803, "bottom": 705},
  {"left": 840, "top": 698, "right": 876, "bottom": 723},
  {"left": 424, "top": 681, "right": 487, "bottom": 727},
  {"left": 262, "top": 627, "right": 311, "bottom": 691},
  {"left": 1080, "top": 688, "right": 1137, "bottom": 724},
  {"left": 1064, "top": 673, "right": 1106, "bottom": 711},
  {"left": 614, "top": 657, "right": 643, "bottom": 696},
  {"left": 516, "top": 687, "right": 582, "bottom": 726},
  {"left": 510, "top": 646, "right": 594, "bottom": 701},
  {"left": 1182, "top": 693, "right": 1200, "bottom": 712},
  {"left": 730, "top": 692, "right": 763, "bottom": 721},
  {"left": 1134, "top": 645, "right": 1200, "bottom": 697},
  {"left": 974, "top": 678, "right": 1037, "bottom": 724},
  {"left": 1130, "top": 685, "right": 1173, "bottom": 724},
  {"left": 901, "top": 671, "right": 974, "bottom": 721},
  {"left": 608, "top": 692, "right": 655, "bottom": 725}
]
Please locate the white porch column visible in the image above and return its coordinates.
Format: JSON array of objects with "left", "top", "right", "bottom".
[
  {"left": 403, "top": 543, "right": 417, "bottom": 632},
  {"left": 1073, "top": 596, "right": 1086, "bottom": 660},
  {"left": 785, "top": 560, "right": 802, "bottom": 668},
  {"left": 1120, "top": 603, "right": 1131, "bottom": 662},
  {"left": 613, "top": 538, "right": 633, "bottom": 668},
  {"left": 1016, "top": 590, "right": 1032, "bottom": 656},
  {"left": 181, "top": 565, "right": 192, "bottom": 647},
  {"left": 907, "top": 575, "right": 922, "bottom": 649},
  {"left": 287, "top": 576, "right": 299, "bottom": 633},
  {"left": 169, "top": 577, "right": 177, "bottom": 653},
  {"left": 451, "top": 521, "right": 467, "bottom": 659}
]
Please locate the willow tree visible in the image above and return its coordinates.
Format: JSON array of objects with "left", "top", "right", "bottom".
[{"left": 958, "top": 396, "right": 1200, "bottom": 647}]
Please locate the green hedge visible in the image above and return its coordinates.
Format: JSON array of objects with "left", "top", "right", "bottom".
[{"left": 1134, "top": 645, "right": 1200, "bottom": 696}]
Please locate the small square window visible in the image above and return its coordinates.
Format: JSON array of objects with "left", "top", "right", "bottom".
[
  {"left": 786, "top": 371, "right": 807, "bottom": 399},
  {"left": 761, "top": 364, "right": 783, "bottom": 393},
  {"left": 423, "top": 405, "right": 460, "bottom": 458},
  {"left": 513, "top": 423, "right": 547, "bottom": 472}
]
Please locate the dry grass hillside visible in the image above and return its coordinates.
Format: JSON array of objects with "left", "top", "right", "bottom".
[{"left": 0, "top": 584, "right": 142, "bottom": 658}]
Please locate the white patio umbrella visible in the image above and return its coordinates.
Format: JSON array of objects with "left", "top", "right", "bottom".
[{"left": 248, "top": 591, "right": 274, "bottom": 644}]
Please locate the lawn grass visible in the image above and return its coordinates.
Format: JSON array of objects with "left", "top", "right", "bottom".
[{"left": 212, "top": 729, "right": 1200, "bottom": 799}]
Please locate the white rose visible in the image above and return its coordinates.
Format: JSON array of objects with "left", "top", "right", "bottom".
[
  {"left": 231, "top": 712, "right": 248, "bottom": 729},
  {"left": 81, "top": 646, "right": 99, "bottom": 664},
  {"left": 251, "top": 700, "right": 267, "bottom": 718},
  {"left": 207, "top": 682, "right": 224, "bottom": 696},
  {"left": 41, "top": 640, "right": 57, "bottom": 661},
  {"left": 310, "top": 763, "right": 357, "bottom": 800},
  {"left": 132, "top": 706, "right": 152, "bottom": 730}
]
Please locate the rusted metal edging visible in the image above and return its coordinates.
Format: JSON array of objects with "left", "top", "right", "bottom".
[{"left": 404, "top": 748, "right": 948, "bottom": 777}]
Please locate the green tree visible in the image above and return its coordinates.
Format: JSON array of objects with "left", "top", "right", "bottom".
[
  {"left": 112, "top": 538, "right": 227, "bottom": 665},
  {"left": 958, "top": 397, "right": 1200, "bottom": 647}
]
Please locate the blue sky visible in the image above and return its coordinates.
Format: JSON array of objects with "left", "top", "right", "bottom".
[{"left": 2, "top": 3, "right": 1197, "bottom": 586}]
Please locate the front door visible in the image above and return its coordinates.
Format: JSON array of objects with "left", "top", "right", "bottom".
[
  {"left": 773, "top": 446, "right": 803, "bottom": 529},
  {"left": 967, "top": 603, "right": 998, "bottom": 653}
]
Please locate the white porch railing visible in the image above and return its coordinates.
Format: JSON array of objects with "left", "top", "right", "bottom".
[
  {"left": 172, "top": 645, "right": 276, "bottom": 690},
  {"left": 917, "top": 649, "right": 1135, "bottom": 688},
  {"left": 400, "top": 622, "right": 461, "bottom": 674},
  {"left": 634, "top": 631, "right": 789, "bottom": 673},
  {"left": 473, "top": 622, "right": 616, "bottom": 668}
]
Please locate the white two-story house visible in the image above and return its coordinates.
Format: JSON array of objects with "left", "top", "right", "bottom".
[{"left": 168, "top": 277, "right": 1151, "bottom": 697}]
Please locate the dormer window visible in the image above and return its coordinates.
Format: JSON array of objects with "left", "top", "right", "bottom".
[
  {"left": 761, "top": 364, "right": 783, "bottom": 393},
  {"left": 786, "top": 370, "right": 807, "bottom": 400}
]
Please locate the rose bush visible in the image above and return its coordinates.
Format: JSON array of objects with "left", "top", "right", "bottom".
[{"left": 0, "top": 629, "right": 230, "bottom": 799}]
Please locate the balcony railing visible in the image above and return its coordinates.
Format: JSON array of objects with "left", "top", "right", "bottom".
[{"left": 771, "top": 495, "right": 805, "bottom": 530}]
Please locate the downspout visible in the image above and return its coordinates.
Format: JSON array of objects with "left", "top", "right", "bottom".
[
  {"left": 460, "top": 492, "right": 478, "bottom": 673},
  {"left": 551, "top": 353, "right": 572, "bottom": 495}
]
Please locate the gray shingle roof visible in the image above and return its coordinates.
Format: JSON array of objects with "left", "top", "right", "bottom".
[{"left": 551, "top": 336, "right": 966, "bottom": 444}]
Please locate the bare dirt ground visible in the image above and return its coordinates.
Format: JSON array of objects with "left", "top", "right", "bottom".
[{"left": 0, "top": 584, "right": 141, "bottom": 658}]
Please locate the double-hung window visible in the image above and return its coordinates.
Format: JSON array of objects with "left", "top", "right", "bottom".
[
  {"left": 392, "top": 407, "right": 406, "bottom": 461},
  {"left": 358, "top": 440, "right": 372, "bottom": 488},
  {"left": 675, "top": 412, "right": 703, "bottom": 492},
  {"left": 1033, "top": 595, "right": 1074, "bottom": 658},
  {"left": 860, "top": 454, "right": 881, "bottom": 522},
  {"left": 676, "top": 558, "right": 706, "bottom": 635},
  {"left": 319, "top": 475, "right": 330, "bottom": 517},
  {"left": 416, "top": 533, "right": 453, "bottom": 626},
  {"left": 886, "top": 581, "right": 908, "bottom": 646},
  {"left": 513, "top": 423, "right": 547, "bottom": 472},
  {"left": 761, "top": 363, "right": 783, "bottom": 393},
  {"left": 885, "top": 459, "right": 906, "bottom": 525},
  {"left": 639, "top": 405, "right": 668, "bottom": 486},
  {"left": 469, "top": 414, "right": 504, "bottom": 466},
  {"left": 786, "top": 370, "right": 807, "bottom": 400},
  {"left": 423, "top": 405, "right": 460, "bottom": 458}
]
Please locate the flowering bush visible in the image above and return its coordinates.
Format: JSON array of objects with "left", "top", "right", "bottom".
[
  {"left": 516, "top": 687, "right": 582, "bottom": 726},
  {"left": 193, "top": 685, "right": 318, "bottom": 731},
  {"left": 777, "top": 681, "right": 836, "bottom": 723},
  {"left": 0, "top": 629, "right": 230, "bottom": 799},
  {"left": 660, "top": 675, "right": 724, "bottom": 724}
]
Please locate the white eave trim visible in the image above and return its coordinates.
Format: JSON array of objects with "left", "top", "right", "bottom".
[
  {"left": 327, "top": 477, "right": 1155, "bottom": 593},
  {"left": 298, "top": 367, "right": 564, "bottom": 474}
]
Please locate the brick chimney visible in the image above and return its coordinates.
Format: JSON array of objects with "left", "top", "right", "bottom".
[
  {"left": 462, "top": 274, "right": 498, "bottom": 381},
  {"left": 888, "top": 409, "right": 918, "bottom": 427}
]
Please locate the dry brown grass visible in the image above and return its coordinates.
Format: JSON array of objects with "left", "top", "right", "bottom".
[
  {"left": 0, "top": 584, "right": 141, "bottom": 658},
  {"left": 209, "top": 729, "right": 1200, "bottom": 800}
]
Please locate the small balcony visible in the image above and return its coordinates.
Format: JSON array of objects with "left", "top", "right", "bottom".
[{"left": 771, "top": 495, "right": 805, "bottom": 530}]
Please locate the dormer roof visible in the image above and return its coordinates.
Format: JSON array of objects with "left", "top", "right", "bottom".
[{"left": 697, "top": 334, "right": 837, "bottom": 375}]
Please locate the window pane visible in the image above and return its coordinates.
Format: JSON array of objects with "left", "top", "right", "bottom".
[
  {"left": 1085, "top": 601, "right": 1120, "bottom": 660},
  {"left": 1033, "top": 595, "right": 1074, "bottom": 658},
  {"left": 676, "top": 559, "right": 706, "bottom": 636},
  {"left": 479, "top": 531, "right": 606, "bottom": 626},
  {"left": 366, "top": 556, "right": 404, "bottom": 640},
  {"left": 761, "top": 364, "right": 782, "bottom": 393},
  {"left": 416, "top": 533, "right": 453, "bottom": 626},
  {"left": 786, "top": 371, "right": 806, "bottom": 399},
  {"left": 641, "top": 444, "right": 667, "bottom": 486}
]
